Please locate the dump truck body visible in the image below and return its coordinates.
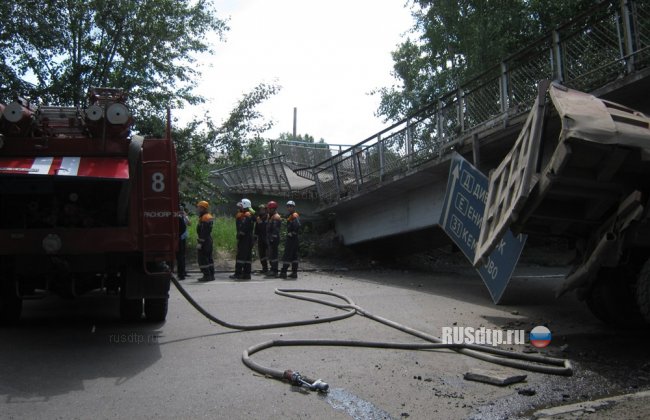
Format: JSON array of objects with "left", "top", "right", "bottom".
[{"left": 475, "top": 82, "right": 650, "bottom": 325}]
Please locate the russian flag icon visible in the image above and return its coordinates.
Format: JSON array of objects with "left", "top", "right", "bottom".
[{"left": 530, "top": 326, "right": 552, "bottom": 348}]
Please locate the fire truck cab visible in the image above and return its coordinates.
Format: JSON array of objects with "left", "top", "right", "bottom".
[{"left": 0, "top": 88, "right": 178, "bottom": 323}]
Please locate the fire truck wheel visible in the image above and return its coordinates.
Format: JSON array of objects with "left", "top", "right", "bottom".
[
  {"left": 585, "top": 267, "right": 647, "bottom": 327},
  {"left": 120, "top": 297, "right": 143, "bottom": 322},
  {"left": 145, "top": 298, "right": 168, "bottom": 322},
  {"left": 636, "top": 258, "right": 650, "bottom": 324},
  {"left": 0, "top": 288, "right": 22, "bottom": 325}
]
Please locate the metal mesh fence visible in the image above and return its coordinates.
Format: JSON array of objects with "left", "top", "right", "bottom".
[
  {"left": 410, "top": 113, "right": 439, "bottom": 164},
  {"left": 508, "top": 43, "right": 554, "bottom": 110},
  {"left": 463, "top": 69, "right": 502, "bottom": 130},
  {"left": 274, "top": 142, "right": 334, "bottom": 167},
  {"left": 632, "top": 0, "right": 650, "bottom": 68},
  {"left": 561, "top": 4, "right": 626, "bottom": 91}
]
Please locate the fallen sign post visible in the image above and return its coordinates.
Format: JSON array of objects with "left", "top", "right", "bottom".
[{"left": 439, "top": 153, "right": 526, "bottom": 303}]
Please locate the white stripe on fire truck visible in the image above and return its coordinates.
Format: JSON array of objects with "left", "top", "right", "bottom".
[
  {"left": 58, "top": 157, "right": 81, "bottom": 176},
  {"left": 30, "top": 157, "right": 54, "bottom": 175}
]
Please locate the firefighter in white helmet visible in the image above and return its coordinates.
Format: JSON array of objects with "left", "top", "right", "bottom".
[{"left": 280, "top": 200, "right": 300, "bottom": 279}]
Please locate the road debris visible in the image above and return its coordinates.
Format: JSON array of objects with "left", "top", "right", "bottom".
[{"left": 463, "top": 368, "right": 527, "bottom": 386}]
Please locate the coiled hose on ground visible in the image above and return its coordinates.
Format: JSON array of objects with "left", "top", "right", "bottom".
[{"left": 171, "top": 276, "right": 572, "bottom": 392}]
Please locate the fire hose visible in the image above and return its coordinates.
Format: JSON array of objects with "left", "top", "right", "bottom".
[{"left": 171, "top": 276, "right": 572, "bottom": 393}]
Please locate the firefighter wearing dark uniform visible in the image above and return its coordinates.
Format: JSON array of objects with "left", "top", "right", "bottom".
[
  {"left": 254, "top": 204, "right": 269, "bottom": 273},
  {"left": 230, "top": 198, "right": 255, "bottom": 280},
  {"left": 196, "top": 200, "right": 215, "bottom": 282},
  {"left": 265, "top": 201, "right": 282, "bottom": 277},
  {"left": 280, "top": 200, "right": 301, "bottom": 279},
  {"left": 177, "top": 204, "right": 190, "bottom": 280}
]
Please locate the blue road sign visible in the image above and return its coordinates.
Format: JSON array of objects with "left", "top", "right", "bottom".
[{"left": 439, "top": 153, "right": 526, "bottom": 303}]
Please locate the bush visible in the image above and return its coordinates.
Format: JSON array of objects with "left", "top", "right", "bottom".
[{"left": 187, "top": 215, "right": 237, "bottom": 255}]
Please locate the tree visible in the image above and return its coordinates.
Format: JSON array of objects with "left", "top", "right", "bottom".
[
  {"left": 173, "top": 119, "right": 215, "bottom": 206},
  {"left": 0, "top": 2, "right": 285, "bottom": 207},
  {"left": 0, "top": 0, "right": 228, "bottom": 130},
  {"left": 171, "top": 82, "right": 281, "bottom": 206},
  {"left": 208, "top": 82, "right": 282, "bottom": 166},
  {"left": 276, "top": 132, "right": 326, "bottom": 144},
  {"left": 374, "top": 0, "right": 599, "bottom": 122}
]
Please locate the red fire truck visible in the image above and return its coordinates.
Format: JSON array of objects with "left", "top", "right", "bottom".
[{"left": 0, "top": 88, "right": 178, "bottom": 323}]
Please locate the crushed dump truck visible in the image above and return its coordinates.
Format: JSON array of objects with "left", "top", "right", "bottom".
[
  {"left": 0, "top": 88, "right": 178, "bottom": 324},
  {"left": 475, "top": 81, "right": 650, "bottom": 326}
]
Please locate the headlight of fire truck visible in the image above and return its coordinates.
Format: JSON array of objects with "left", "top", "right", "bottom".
[
  {"left": 42, "top": 234, "right": 62, "bottom": 254},
  {"left": 3, "top": 101, "right": 32, "bottom": 123},
  {"left": 106, "top": 103, "right": 130, "bottom": 125},
  {"left": 85, "top": 104, "right": 104, "bottom": 122}
]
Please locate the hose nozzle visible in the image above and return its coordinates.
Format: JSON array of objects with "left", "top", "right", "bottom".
[
  {"left": 310, "top": 379, "right": 329, "bottom": 392},
  {"left": 283, "top": 370, "right": 329, "bottom": 393}
]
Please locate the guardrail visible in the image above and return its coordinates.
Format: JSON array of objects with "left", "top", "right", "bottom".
[
  {"left": 213, "top": 156, "right": 293, "bottom": 194},
  {"left": 271, "top": 140, "right": 354, "bottom": 182},
  {"left": 270, "top": 140, "right": 353, "bottom": 167},
  {"left": 313, "top": 0, "right": 650, "bottom": 204}
]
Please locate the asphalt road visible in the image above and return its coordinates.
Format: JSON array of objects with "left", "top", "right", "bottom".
[{"left": 1, "top": 265, "right": 649, "bottom": 419}]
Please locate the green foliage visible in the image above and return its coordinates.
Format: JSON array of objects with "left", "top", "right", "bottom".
[
  {"left": 375, "top": 0, "right": 600, "bottom": 121},
  {"left": 209, "top": 82, "right": 282, "bottom": 166},
  {"left": 173, "top": 118, "right": 218, "bottom": 206},
  {"left": 173, "top": 82, "right": 282, "bottom": 206},
  {"left": 0, "top": 0, "right": 228, "bottom": 128},
  {"left": 276, "top": 132, "right": 326, "bottom": 144},
  {"left": 186, "top": 215, "right": 236, "bottom": 255},
  {"left": 212, "top": 215, "right": 238, "bottom": 254},
  {"left": 0, "top": 2, "right": 305, "bottom": 209}
]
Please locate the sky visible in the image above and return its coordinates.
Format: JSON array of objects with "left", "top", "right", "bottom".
[{"left": 182, "top": 0, "right": 414, "bottom": 146}]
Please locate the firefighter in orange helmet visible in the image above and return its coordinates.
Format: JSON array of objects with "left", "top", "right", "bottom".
[{"left": 196, "top": 200, "right": 215, "bottom": 281}]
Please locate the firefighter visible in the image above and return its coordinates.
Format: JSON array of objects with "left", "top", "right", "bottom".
[
  {"left": 280, "top": 200, "right": 301, "bottom": 279},
  {"left": 176, "top": 204, "right": 191, "bottom": 280},
  {"left": 254, "top": 204, "right": 269, "bottom": 273},
  {"left": 196, "top": 200, "right": 215, "bottom": 282},
  {"left": 230, "top": 198, "right": 255, "bottom": 280},
  {"left": 265, "top": 201, "right": 282, "bottom": 277}
]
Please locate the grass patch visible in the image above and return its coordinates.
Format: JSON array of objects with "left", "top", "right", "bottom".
[{"left": 186, "top": 215, "right": 236, "bottom": 255}]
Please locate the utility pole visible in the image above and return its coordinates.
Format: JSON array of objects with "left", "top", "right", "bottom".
[{"left": 292, "top": 107, "right": 297, "bottom": 140}]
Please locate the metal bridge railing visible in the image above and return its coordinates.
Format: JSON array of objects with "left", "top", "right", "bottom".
[
  {"left": 213, "top": 140, "right": 356, "bottom": 194},
  {"left": 213, "top": 156, "right": 292, "bottom": 195},
  {"left": 271, "top": 140, "right": 352, "bottom": 168},
  {"left": 271, "top": 140, "right": 354, "bottom": 182},
  {"left": 314, "top": 0, "right": 650, "bottom": 205}
]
